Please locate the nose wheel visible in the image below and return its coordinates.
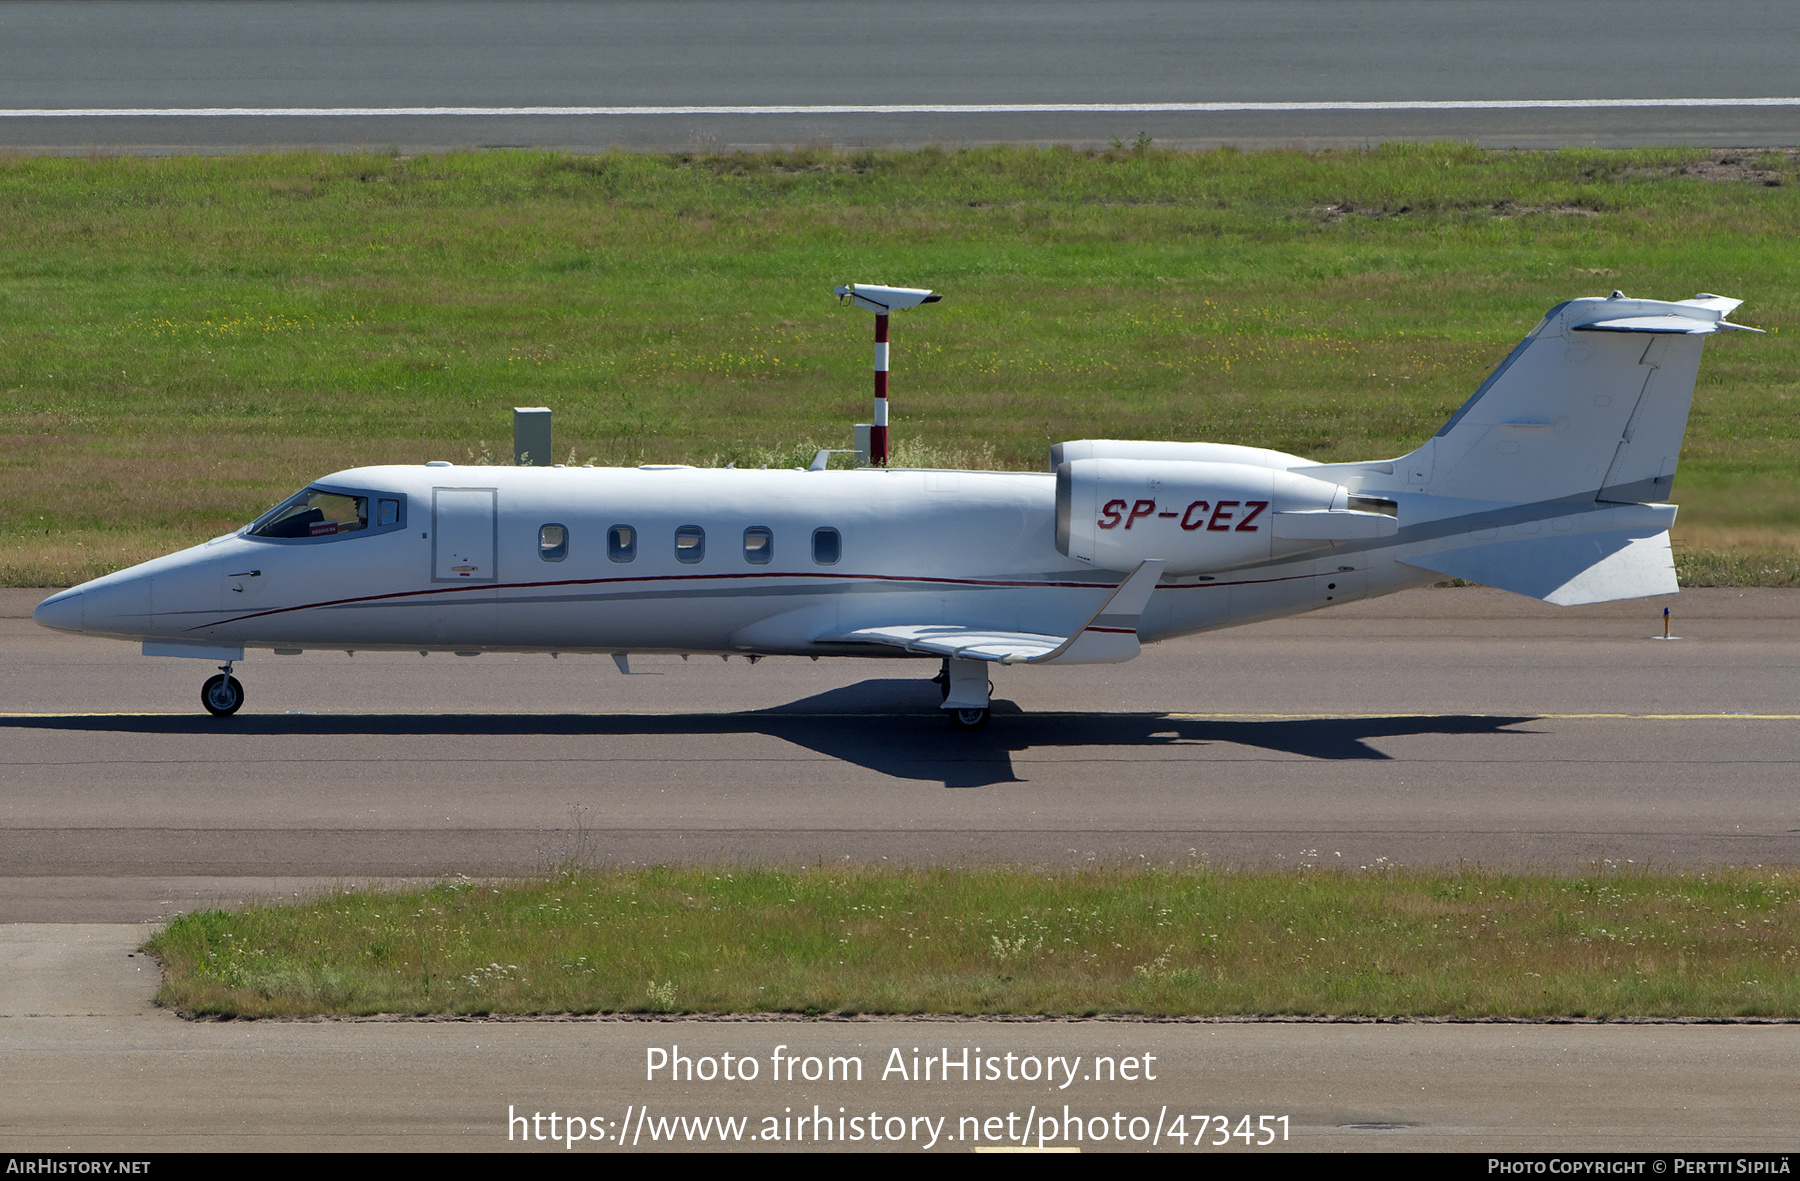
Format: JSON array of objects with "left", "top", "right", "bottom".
[{"left": 202, "top": 662, "right": 244, "bottom": 716}]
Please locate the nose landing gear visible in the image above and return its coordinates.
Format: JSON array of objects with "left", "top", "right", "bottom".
[{"left": 201, "top": 661, "right": 245, "bottom": 717}]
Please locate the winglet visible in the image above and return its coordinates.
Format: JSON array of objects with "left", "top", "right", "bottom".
[{"left": 1008, "top": 559, "right": 1165, "bottom": 665}]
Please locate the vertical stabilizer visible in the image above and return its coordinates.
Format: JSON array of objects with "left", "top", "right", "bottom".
[{"left": 1400, "top": 294, "right": 1757, "bottom": 505}]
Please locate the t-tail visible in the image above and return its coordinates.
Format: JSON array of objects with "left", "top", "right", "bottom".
[{"left": 1370, "top": 292, "right": 1760, "bottom": 605}]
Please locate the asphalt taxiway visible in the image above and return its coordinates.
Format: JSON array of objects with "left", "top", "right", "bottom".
[{"left": 4, "top": 585, "right": 1798, "bottom": 1152}]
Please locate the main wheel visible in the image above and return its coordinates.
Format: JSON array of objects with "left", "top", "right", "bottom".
[
  {"left": 949, "top": 706, "right": 990, "bottom": 731},
  {"left": 201, "top": 673, "right": 244, "bottom": 717}
]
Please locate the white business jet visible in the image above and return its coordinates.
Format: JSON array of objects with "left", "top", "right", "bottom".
[{"left": 33, "top": 286, "right": 1757, "bottom": 728}]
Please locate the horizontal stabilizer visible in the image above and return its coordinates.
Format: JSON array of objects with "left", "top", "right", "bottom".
[
  {"left": 832, "top": 559, "right": 1165, "bottom": 665},
  {"left": 1402, "top": 530, "right": 1676, "bottom": 606}
]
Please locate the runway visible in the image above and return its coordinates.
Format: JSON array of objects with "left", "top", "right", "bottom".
[
  {"left": 4, "top": 586, "right": 1797, "bottom": 923},
  {"left": 4, "top": 1, "right": 1799, "bottom": 152}
]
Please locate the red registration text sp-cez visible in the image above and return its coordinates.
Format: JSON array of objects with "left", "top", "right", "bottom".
[{"left": 1098, "top": 500, "right": 1270, "bottom": 533}]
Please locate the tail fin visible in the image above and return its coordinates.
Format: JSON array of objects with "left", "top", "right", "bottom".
[{"left": 1400, "top": 293, "right": 1758, "bottom": 504}]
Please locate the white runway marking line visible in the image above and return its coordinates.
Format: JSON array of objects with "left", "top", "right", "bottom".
[{"left": 3, "top": 98, "right": 1800, "bottom": 118}]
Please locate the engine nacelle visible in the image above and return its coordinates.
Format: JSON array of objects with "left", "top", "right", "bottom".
[
  {"left": 1055, "top": 458, "right": 1349, "bottom": 573},
  {"left": 1049, "top": 438, "right": 1313, "bottom": 471}
]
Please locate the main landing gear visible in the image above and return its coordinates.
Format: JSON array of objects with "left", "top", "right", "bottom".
[
  {"left": 201, "top": 661, "right": 245, "bottom": 717},
  {"left": 936, "top": 656, "right": 992, "bottom": 730}
]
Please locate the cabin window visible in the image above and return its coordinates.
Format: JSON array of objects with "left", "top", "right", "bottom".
[
  {"left": 607, "top": 525, "right": 636, "bottom": 563},
  {"left": 812, "top": 527, "right": 841, "bottom": 565},
  {"left": 743, "top": 526, "right": 773, "bottom": 565},
  {"left": 248, "top": 489, "right": 368, "bottom": 539},
  {"left": 675, "top": 525, "right": 706, "bottom": 563},
  {"left": 538, "top": 524, "right": 569, "bottom": 562}
]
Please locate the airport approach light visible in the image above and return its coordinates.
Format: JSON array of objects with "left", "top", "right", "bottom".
[{"left": 833, "top": 283, "right": 942, "bottom": 466}]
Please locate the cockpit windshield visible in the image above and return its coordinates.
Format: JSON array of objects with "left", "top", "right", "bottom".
[{"left": 247, "top": 488, "right": 370, "bottom": 539}]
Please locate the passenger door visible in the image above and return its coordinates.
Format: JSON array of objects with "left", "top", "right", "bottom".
[
  {"left": 430, "top": 487, "right": 499, "bottom": 645},
  {"left": 432, "top": 488, "right": 498, "bottom": 583}
]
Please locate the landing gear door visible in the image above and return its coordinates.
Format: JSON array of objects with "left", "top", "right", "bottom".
[{"left": 432, "top": 488, "right": 498, "bottom": 583}]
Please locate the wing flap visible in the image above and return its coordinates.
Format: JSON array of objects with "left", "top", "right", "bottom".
[{"left": 832, "top": 624, "right": 1068, "bottom": 663}]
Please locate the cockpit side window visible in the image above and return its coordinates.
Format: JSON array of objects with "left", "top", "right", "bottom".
[
  {"left": 249, "top": 489, "right": 366, "bottom": 538},
  {"left": 246, "top": 487, "right": 405, "bottom": 542}
]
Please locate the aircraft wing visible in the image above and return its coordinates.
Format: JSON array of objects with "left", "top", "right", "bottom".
[{"left": 830, "top": 559, "right": 1165, "bottom": 665}]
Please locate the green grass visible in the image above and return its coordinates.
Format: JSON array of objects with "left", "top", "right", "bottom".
[
  {"left": 1675, "top": 548, "right": 1800, "bottom": 588},
  {"left": 147, "top": 865, "right": 1800, "bottom": 1019},
  {"left": 4, "top": 143, "right": 1798, "bottom": 585}
]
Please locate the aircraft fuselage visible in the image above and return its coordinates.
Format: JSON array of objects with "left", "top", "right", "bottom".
[{"left": 36, "top": 462, "right": 1423, "bottom": 659}]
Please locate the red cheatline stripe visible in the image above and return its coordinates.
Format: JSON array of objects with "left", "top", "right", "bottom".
[{"left": 189, "top": 566, "right": 1331, "bottom": 632}]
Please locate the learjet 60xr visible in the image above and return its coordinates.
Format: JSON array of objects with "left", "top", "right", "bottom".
[{"left": 33, "top": 290, "right": 1756, "bottom": 728}]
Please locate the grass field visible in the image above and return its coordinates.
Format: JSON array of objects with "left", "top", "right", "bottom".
[
  {"left": 147, "top": 865, "right": 1800, "bottom": 1019},
  {"left": 3, "top": 143, "right": 1797, "bottom": 586}
]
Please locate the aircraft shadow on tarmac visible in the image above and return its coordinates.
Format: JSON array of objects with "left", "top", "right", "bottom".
[{"left": 7, "top": 680, "right": 1535, "bottom": 789}]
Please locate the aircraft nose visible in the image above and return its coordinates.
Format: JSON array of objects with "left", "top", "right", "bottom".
[{"left": 33, "top": 589, "right": 84, "bottom": 632}]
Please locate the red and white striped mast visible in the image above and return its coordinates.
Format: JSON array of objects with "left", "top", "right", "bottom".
[{"left": 833, "top": 283, "right": 941, "bottom": 466}]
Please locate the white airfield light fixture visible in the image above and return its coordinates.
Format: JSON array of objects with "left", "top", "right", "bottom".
[{"left": 833, "top": 283, "right": 942, "bottom": 466}]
